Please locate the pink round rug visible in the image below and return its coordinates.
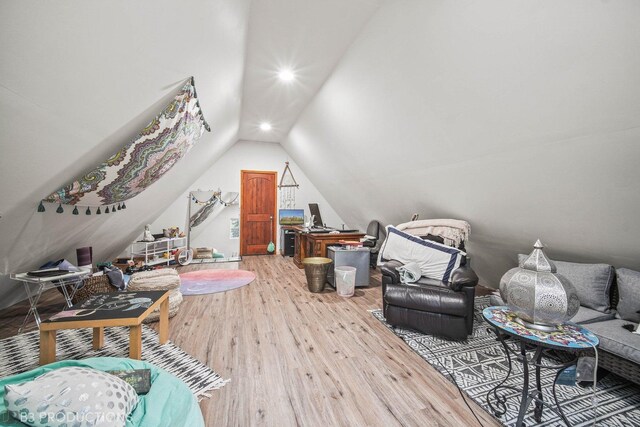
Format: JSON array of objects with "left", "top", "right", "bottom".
[{"left": 179, "top": 269, "right": 256, "bottom": 295}]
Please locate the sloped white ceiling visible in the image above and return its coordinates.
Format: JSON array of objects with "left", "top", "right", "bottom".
[
  {"left": 0, "top": 0, "right": 251, "bottom": 308},
  {"left": 238, "top": 0, "right": 381, "bottom": 142},
  {"left": 3, "top": 0, "right": 639, "bottom": 309},
  {"left": 282, "top": 0, "right": 640, "bottom": 286}
]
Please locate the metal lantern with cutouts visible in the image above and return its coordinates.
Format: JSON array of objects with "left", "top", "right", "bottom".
[{"left": 499, "top": 240, "right": 580, "bottom": 331}]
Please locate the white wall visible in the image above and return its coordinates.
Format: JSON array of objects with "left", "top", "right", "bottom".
[
  {"left": 0, "top": 0, "right": 251, "bottom": 308},
  {"left": 150, "top": 140, "right": 346, "bottom": 256},
  {"left": 282, "top": 0, "right": 640, "bottom": 287}
]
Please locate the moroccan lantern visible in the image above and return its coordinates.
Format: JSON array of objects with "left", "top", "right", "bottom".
[{"left": 499, "top": 240, "right": 580, "bottom": 331}]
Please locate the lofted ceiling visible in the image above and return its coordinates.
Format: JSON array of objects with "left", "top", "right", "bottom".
[
  {"left": 3, "top": 0, "right": 638, "bottom": 307},
  {"left": 238, "top": 0, "right": 382, "bottom": 143},
  {"left": 0, "top": 0, "right": 385, "bottom": 308}
]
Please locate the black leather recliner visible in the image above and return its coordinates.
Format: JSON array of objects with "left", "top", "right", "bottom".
[
  {"left": 361, "top": 220, "right": 386, "bottom": 268},
  {"left": 381, "top": 258, "right": 479, "bottom": 340}
]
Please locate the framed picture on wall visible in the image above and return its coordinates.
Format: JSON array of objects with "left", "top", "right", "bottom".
[{"left": 230, "top": 218, "right": 240, "bottom": 239}]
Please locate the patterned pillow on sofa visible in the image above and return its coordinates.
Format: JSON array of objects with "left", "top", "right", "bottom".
[{"left": 4, "top": 367, "right": 138, "bottom": 427}]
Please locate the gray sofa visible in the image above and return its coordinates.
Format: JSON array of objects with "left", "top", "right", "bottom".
[{"left": 492, "top": 257, "right": 640, "bottom": 386}]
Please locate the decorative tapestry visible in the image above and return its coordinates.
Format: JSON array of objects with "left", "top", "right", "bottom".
[{"left": 41, "top": 77, "right": 210, "bottom": 213}]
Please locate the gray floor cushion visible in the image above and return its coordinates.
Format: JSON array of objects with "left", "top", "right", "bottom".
[
  {"left": 585, "top": 319, "right": 640, "bottom": 365},
  {"left": 572, "top": 305, "right": 616, "bottom": 325}
]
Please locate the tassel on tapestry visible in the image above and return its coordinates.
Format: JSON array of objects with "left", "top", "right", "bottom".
[{"left": 37, "top": 77, "right": 210, "bottom": 215}]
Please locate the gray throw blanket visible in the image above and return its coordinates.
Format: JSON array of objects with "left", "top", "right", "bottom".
[
  {"left": 102, "top": 266, "right": 126, "bottom": 290},
  {"left": 396, "top": 219, "right": 471, "bottom": 248},
  {"left": 396, "top": 262, "right": 422, "bottom": 284}
]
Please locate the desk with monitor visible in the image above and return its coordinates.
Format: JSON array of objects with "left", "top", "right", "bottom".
[
  {"left": 291, "top": 226, "right": 365, "bottom": 268},
  {"left": 281, "top": 203, "right": 365, "bottom": 268}
]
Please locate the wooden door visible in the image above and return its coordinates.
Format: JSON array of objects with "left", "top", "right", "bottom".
[{"left": 240, "top": 170, "right": 277, "bottom": 256}]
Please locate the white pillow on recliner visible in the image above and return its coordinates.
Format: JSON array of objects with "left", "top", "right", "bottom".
[{"left": 379, "top": 226, "right": 465, "bottom": 282}]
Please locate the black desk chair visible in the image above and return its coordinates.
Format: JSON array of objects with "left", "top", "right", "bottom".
[{"left": 362, "top": 220, "right": 386, "bottom": 268}]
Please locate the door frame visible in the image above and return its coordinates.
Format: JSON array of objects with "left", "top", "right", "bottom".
[{"left": 239, "top": 170, "right": 278, "bottom": 256}]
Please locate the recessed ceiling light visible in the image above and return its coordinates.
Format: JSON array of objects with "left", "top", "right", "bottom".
[
  {"left": 259, "top": 122, "right": 272, "bottom": 131},
  {"left": 278, "top": 69, "right": 295, "bottom": 82}
]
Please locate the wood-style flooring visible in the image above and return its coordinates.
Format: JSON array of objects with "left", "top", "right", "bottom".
[{"left": 0, "top": 255, "right": 498, "bottom": 427}]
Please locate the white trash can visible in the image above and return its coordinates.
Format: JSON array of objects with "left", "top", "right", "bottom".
[{"left": 335, "top": 266, "right": 356, "bottom": 297}]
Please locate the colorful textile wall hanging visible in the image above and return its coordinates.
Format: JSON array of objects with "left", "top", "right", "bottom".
[{"left": 39, "top": 77, "right": 210, "bottom": 214}]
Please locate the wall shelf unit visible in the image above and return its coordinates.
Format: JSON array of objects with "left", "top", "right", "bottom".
[{"left": 129, "top": 237, "right": 189, "bottom": 266}]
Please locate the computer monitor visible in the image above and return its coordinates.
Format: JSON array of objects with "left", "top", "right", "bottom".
[
  {"left": 279, "top": 209, "right": 304, "bottom": 225},
  {"left": 308, "top": 203, "right": 323, "bottom": 227}
]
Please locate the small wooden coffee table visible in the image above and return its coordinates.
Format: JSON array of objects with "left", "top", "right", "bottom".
[{"left": 39, "top": 290, "right": 170, "bottom": 365}]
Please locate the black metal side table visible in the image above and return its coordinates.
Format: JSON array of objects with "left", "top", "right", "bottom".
[{"left": 483, "top": 306, "right": 599, "bottom": 427}]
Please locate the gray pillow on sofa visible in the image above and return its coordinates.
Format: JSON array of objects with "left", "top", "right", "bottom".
[
  {"left": 518, "top": 254, "right": 614, "bottom": 313},
  {"left": 615, "top": 268, "right": 640, "bottom": 323}
]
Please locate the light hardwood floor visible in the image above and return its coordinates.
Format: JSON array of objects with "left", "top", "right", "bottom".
[{"left": 1, "top": 256, "right": 498, "bottom": 427}]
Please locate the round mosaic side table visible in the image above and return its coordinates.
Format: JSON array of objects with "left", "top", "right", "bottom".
[{"left": 483, "top": 306, "right": 599, "bottom": 427}]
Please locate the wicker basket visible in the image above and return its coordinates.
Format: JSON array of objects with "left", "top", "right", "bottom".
[
  {"left": 599, "top": 349, "right": 640, "bottom": 386},
  {"left": 58, "top": 275, "right": 115, "bottom": 304}
]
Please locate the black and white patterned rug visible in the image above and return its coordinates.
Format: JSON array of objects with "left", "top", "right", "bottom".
[
  {"left": 372, "top": 297, "right": 640, "bottom": 426},
  {"left": 0, "top": 326, "right": 228, "bottom": 401}
]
